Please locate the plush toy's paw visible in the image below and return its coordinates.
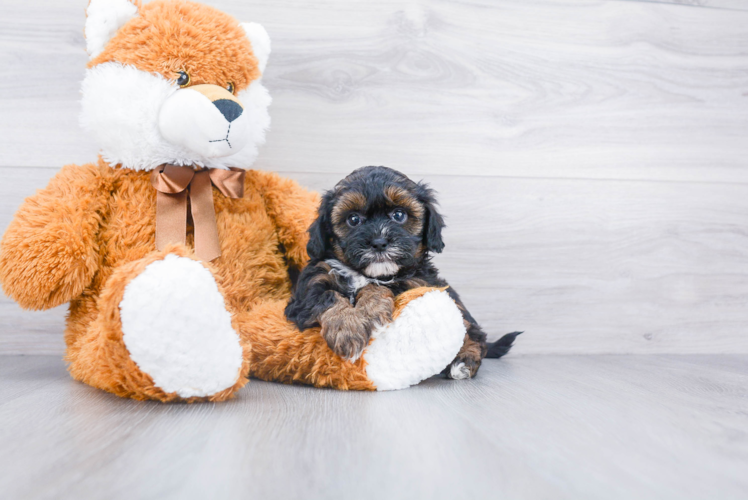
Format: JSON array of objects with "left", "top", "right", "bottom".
[
  {"left": 363, "top": 289, "right": 466, "bottom": 391},
  {"left": 119, "top": 254, "right": 243, "bottom": 398}
]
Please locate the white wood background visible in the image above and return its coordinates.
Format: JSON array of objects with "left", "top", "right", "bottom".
[{"left": 1, "top": 0, "right": 747, "bottom": 355}]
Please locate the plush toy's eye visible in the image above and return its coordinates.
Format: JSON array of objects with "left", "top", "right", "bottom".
[
  {"left": 176, "top": 71, "right": 190, "bottom": 87},
  {"left": 347, "top": 213, "right": 363, "bottom": 227},
  {"left": 390, "top": 209, "right": 408, "bottom": 224},
  {"left": 226, "top": 82, "right": 235, "bottom": 94}
]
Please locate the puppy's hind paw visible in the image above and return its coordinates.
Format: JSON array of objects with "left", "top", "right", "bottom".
[{"left": 447, "top": 362, "right": 471, "bottom": 380}]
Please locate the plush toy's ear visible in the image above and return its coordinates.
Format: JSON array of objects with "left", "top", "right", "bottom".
[
  {"left": 85, "top": 0, "right": 140, "bottom": 59},
  {"left": 417, "top": 182, "right": 446, "bottom": 253},
  {"left": 241, "top": 22, "right": 271, "bottom": 74},
  {"left": 306, "top": 192, "right": 334, "bottom": 260}
]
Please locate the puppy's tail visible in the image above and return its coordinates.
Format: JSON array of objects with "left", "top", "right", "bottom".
[{"left": 484, "top": 331, "right": 523, "bottom": 359}]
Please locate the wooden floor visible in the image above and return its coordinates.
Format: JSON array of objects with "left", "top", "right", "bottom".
[{"left": 1, "top": 355, "right": 747, "bottom": 500}]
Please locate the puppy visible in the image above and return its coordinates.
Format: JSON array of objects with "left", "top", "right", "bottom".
[{"left": 285, "top": 166, "right": 520, "bottom": 379}]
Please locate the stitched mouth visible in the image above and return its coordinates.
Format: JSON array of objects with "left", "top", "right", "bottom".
[{"left": 209, "top": 122, "right": 232, "bottom": 149}]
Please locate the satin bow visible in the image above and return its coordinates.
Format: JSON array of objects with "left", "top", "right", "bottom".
[{"left": 150, "top": 164, "right": 245, "bottom": 262}]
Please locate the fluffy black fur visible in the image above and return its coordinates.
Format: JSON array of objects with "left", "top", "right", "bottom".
[{"left": 285, "top": 166, "right": 517, "bottom": 378}]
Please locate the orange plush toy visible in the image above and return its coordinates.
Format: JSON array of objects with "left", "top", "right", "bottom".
[{"left": 0, "top": 0, "right": 467, "bottom": 402}]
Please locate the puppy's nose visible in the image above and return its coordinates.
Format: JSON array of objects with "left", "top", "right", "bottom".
[
  {"left": 371, "top": 238, "right": 389, "bottom": 252},
  {"left": 213, "top": 99, "right": 243, "bottom": 122}
]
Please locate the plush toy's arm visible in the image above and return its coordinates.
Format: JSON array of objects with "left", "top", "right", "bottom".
[
  {"left": 248, "top": 170, "right": 320, "bottom": 270},
  {"left": 0, "top": 163, "right": 108, "bottom": 310}
]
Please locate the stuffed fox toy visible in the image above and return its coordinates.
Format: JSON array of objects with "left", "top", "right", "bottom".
[{"left": 0, "top": 0, "right": 467, "bottom": 402}]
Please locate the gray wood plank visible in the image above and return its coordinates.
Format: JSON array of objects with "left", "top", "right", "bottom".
[
  {"left": 3, "top": 169, "right": 748, "bottom": 355},
  {"left": 1, "top": 0, "right": 747, "bottom": 182},
  {"left": 0, "top": 354, "right": 746, "bottom": 500},
  {"left": 621, "top": 0, "right": 748, "bottom": 11}
]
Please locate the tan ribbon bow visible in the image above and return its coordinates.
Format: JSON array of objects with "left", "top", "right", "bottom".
[{"left": 150, "top": 164, "right": 245, "bottom": 262}]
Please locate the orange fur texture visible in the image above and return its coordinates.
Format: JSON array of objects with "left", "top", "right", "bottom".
[{"left": 91, "top": 0, "right": 261, "bottom": 92}]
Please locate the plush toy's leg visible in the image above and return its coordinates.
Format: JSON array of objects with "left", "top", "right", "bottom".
[
  {"left": 68, "top": 247, "right": 249, "bottom": 402},
  {"left": 235, "top": 301, "right": 376, "bottom": 390},
  {"left": 363, "top": 287, "right": 466, "bottom": 391},
  {"left": 238, "top": 287, "right": 465, "bottom": 391}
]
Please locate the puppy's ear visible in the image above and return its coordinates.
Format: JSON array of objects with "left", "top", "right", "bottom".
[
  {"left": 307, "top": 192, "right": 335, "bottom": 260},
  {"left": 417, "top": 182, "right": 446, "bottom": 253}
]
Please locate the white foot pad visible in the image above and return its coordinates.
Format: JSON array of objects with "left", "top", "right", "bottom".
[
  {"left": 364, "top": 290, "right": 466, "bottom": 391},
  {"left": 449, "top": 362, "right": 471, "bottom": 380},
  {"left": 119, "top": 255, "right": 243, "bottom": 398}
]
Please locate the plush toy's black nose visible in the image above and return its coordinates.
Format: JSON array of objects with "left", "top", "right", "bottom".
[
  {"left": 371, "top": 238, "right": 389, "bottom": 252},
  {"left": 213, "top": 99, "right": 243, "bottom": 122}
]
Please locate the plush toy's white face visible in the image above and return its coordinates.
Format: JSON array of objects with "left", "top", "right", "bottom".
[{"left": 80, "top": 0, "right": 272, "bottom": 171}]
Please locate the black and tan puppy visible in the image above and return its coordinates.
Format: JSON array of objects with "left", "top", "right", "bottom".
[{"left": 285, "top": 166, "right": 520, "bottom": 379}]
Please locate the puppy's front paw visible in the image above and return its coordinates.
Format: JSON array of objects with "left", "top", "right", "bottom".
[
  {"left": 319, "top": 306, "right": 370, "bottom": 361},
  {"left": 355, "top": 284, "right": 394, "bottom": 328}
]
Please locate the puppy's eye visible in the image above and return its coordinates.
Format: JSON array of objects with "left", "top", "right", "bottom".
[
  {"left": 390, "top": 209, "right": 408, "bottom": 224},
  {"left": 347, "top": 213, "right": 362, "bottom": 227},
  {"left": 226, "top": 82, "right": 235, "bottom": 94},
  {"left": 176, "top": 71, "right": 191, "bottom": 87}
]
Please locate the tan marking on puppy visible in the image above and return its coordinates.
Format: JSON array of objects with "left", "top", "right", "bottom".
[
  {"left": 409, "top": 219, "right": 425, "bottom": 235},
  {"left": 319, "top": 293, "right": 371, "bottom": 360},
  {"left": 384, "top": 185, "right": 424, "bottom": 234},
  {"left": 414, "top": 243, "right": 426, "bottom": 259},
  {"left": 307, "top": 261, "right": 335, "bottom": 288},
  {"left": 90, "top": 0, "right": 261, "bottom": 92},
  {"left": 315, "top": 261, "right": 332, "bottom": 272},
  {"left": 355, "top": 284, "right": 394, "bottom": 328},
  {"left": 454, "top": 334, "right": 484, "bottom": 377},
  {"left": 384, "top": 186, "right": 425, "bottom": 218},
  {"left": 308, "top": 271, "right": 336, "bottom": 289},
  {"left": 333, "top": 243, "right": 346, "bottom": 262},
  {"left": 402, "top": 277, "right": 429, "bottom": 290},
  {"left": 331, "top": 191, "right": 367, "bottom": 227}
]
